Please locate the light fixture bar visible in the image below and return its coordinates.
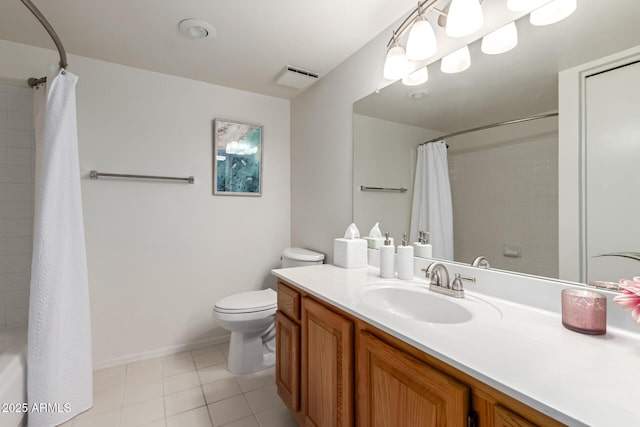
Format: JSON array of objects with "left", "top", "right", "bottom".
[
  {"left": 385, "top": 0, "right": 445, "bottom": 49},
  {"left": 431, "top": 8, "right": 448, "bottom": 17}
]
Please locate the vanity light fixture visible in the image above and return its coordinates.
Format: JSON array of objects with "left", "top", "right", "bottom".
[
  {"left": 402, "top": 66, "right": 429, "bottom": 86},
  {"left": 381, "top": 0, "right": 577, "bottom": 81},
  {"left": 446, "top": 0, "right": 484, "bottom": 38},
  {"left": 406, "top": 6, "right": 437, "bottom": 61},
  {"left": 481, "top": 21, "right": 518, "bottom": 55},
  {"left": 441, "top": 45, "right": 471, "bottom": 73},
  {"left": 383, "top": 36, "right": 410, "bottom": 80},
  {"left": 382, "top": 0, "right": 484, "bottom": 80},
  {"left": 530, "top": 0, "right": 577, "bottom": 26}
]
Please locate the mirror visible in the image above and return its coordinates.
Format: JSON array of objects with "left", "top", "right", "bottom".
[{"left": 353, "top": 0, "right": 640, "bottom": 280}]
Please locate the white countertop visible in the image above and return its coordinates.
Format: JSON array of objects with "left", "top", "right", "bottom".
[{"left": 272, "top": 264, "right": 640, "bottom": 427}]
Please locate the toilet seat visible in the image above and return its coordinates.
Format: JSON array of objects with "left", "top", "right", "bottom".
[
  {"left": 213, "top": 307, "right": 276, "bottom": 324},
  {"left": 214, "top": 289, "right": 277, "bottom": 314}
]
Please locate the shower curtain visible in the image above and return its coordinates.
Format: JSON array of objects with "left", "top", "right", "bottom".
[
  {"left": 409, "top": 141, "right": 454, "bottom": 260},
  {"left": 28, "top": 69, "right": 92, "bottom": 426}
]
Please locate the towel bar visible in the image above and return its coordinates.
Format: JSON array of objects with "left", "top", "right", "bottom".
[
  {"left": 360, "top": 185, "right": 407, "bottom": 193},
  {"left": 89, "top": 170, "right": 194, "bottom": 184}
]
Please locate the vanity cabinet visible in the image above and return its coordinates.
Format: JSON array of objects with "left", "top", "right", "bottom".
[
  {"left": 302, "top": 297, "right": 354, "bottom": 427},
  {"left": 493, "top": 405, "right": 537, "bottom": 427},
  {"left": 276, "top": 282, "right": 302, "bottom": 419},
  {"left": 276, "top": 281, "right": 354, "bottom": 427},
  {"left": 275, "top": 311, "right": 300, "bottom": 412},
  {"left": 357, "top": 331, "right": 469, "bottom": 426},
  {"left": 276, "top": 279, "right": 563, "bottom": 427}
]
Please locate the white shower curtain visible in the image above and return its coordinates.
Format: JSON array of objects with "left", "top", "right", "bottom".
[
  {"left": 28, "top": 69, "right": 92, "bottom": 426},
  {"left": 409, "top": 141, "right": 454, "bottom": 260}
]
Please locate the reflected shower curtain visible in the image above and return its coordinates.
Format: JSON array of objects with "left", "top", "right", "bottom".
[
  {"left": 28, "top": 70, "right": 92, "bottom": 426},
  {"left": 409, "top": 141, "right": 454, "bottom": 260}
]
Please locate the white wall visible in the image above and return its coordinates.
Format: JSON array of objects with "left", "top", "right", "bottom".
[
  {"left": 0, "top": 40, "right": 290, "bottom": 367},
  {"left": 353, "top": 114, "right": 441, "bottom": 242},
  {"left": 0, "top": 82, "right": 34, "bottom": 329},
  {"left": 448, "top": 117, "right": 558, "bottom": 277}
]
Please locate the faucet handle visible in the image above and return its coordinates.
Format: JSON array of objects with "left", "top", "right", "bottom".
[
  {"left": 451, "top": 273, "right": 476, "bottom": 291},
  {"left": 421, "top": 267, "right": 438, "bottom": 281}
]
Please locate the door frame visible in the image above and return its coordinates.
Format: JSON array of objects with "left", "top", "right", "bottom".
[{"left": 558, "top": 46, "right": 640, "bottom": 282}]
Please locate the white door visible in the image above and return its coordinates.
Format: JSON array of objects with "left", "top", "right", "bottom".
[{"left": 585, "top": 60, "right": 640, "bottom": 283}]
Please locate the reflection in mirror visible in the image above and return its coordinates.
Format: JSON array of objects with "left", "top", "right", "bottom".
[{"left": 353, "top": 0, "right": 640, "bottom": 281}]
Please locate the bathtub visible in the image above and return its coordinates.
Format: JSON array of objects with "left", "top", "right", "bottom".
[{"left": 0, "top": 326, "right": 27, "bottom": 427}]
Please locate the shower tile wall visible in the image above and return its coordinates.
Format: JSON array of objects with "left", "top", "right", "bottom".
[
  {"left": 449, "top": 135, "right": 559, "bottom": 278},
  {"left": 0, "top": 82, "right": 34, "bottom": 329}
]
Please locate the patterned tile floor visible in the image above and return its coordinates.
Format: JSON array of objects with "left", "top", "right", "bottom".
[{"left": 59, "top": 343, "right": 297, "bottom": 427}]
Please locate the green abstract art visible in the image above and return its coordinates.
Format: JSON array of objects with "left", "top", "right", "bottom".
[{"left": 213, "top": 119, "right": 263, "bottom": 196}]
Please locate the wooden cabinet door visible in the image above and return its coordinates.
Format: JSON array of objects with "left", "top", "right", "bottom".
[
  {"left": 493, "top": 405, "right": 538, "bottom": 427},
  {"left": 357, "top": 331, "right": 470, "bottom": 427},
  {"left": 276, "top": 311, "right": 300, "bottom": 414},
  {"left": 302, "top": 297, "right": 354, "bottom": 427}
]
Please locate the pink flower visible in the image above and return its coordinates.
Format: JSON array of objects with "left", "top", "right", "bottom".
[{"left": 614, "top": 277, "right": 640, "bottom": 323}]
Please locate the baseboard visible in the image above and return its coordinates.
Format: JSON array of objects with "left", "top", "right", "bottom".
[{"left": 92, "top": 333, "right": 231, "bottom": 370}]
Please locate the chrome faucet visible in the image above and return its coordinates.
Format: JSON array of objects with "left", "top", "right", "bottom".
[
  {"left": 422, "top": 262, "right": 475, "bottom": 298},
  {"left": 422, "top": 262, "right": 450, "bottom": 289},
  {"left": 471, "top": 256, "right": 491, "bottom": 269}
]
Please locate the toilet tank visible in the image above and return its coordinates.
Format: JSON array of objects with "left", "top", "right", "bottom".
[{"left": 281, "top": 247, "right": 324, "bottom": 268}]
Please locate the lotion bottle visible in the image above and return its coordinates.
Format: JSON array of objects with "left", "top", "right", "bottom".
[
  {"left": 397, "top": 232, "right": 414, "bottom": 280},
  {"left": 379, "top": 232, "right": 395, "bottom": 279}
]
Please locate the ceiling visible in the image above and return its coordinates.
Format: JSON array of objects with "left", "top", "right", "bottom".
[
  {"left": 0, "top": 0, "right": 418, "bottom": 99},
  {"left": 355, "top": 0, "right": 640, "bottom": 133}
]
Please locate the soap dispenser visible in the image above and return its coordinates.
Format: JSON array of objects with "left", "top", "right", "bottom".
[
  {"left": 414, "top": 231, "right": 433, "bottom": 258},
  {"left": 397, "top": 232, "right": 414, "bottom": 280},
  {"left": 379, "top": 232, "right": 395, "bottom": 279},
  {"left": 423, "top": 231, "right": 433, "bottom": 258}
]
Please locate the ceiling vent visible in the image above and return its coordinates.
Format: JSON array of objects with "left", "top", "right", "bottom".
[{"left": 274, "top": 65, "right": 319, "bottom": 90}]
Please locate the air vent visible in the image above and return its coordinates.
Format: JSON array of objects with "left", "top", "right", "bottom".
[{"left": 275, "top": 65, "right": 319, "bottom": 90}]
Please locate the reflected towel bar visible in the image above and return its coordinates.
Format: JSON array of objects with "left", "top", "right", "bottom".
[
  {"left": 90, "top": 170, "right": 194, "bottom": 184},
  {"left": 360, "top": 185, "right": 407, "bottom": 193}
]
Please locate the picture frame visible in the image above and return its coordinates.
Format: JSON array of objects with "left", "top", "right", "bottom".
[{"left": 213, "top": 118, "right": 263, "bottom": 196}]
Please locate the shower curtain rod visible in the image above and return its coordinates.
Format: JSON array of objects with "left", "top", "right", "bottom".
[
  {"left": 420, "top": 112, "right": 559, "bottom": 146},
  {"left": 21, "top": 0, "right": 68, "bottom": 88}
]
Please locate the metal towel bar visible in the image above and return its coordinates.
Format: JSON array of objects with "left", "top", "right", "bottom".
[
  {"left": 360, "top": 185, "right": 407, "bottom": 193},
  {"left": 89, "top": 170, "right": 194, "bottom": 184}
]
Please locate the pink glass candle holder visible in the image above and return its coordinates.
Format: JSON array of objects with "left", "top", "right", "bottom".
[{"left": 561, "top": 289, "right": 607, "bottom": 335}]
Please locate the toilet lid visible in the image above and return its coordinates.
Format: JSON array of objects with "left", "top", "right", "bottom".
[{"left": 215, "top": 289, "right": 277, "bottom": 313}]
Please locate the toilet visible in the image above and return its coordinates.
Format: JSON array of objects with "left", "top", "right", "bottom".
[{"left": 213, "top": 247, "right": 324, "bottom": 374}]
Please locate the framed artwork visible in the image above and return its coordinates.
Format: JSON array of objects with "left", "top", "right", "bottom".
[{"left": 213, "top": 119, "right": 263, "bottom": 196}]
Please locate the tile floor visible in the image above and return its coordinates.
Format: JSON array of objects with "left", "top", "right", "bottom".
[{"left": 59, "top": 343, "right": 298, "bottom": 427}]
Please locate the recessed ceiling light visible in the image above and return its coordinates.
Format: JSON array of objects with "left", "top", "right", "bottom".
[
  {"left": 407, "top": 90, "right": 430, "bottom": 100},
  {"left": 402, "top": 66, "right": 429, "bottom": 86},
  {"left": 178, "top": 19, "right": 216, "bottom": 40}
]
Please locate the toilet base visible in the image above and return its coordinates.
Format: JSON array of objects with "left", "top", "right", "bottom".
[{"left": 227, "top": 330, "right": 275, "bottom": 375}]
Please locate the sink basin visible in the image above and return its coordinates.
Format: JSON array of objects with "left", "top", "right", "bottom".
[{"left": 359, "top": 284, "right": 501, "bottom": 325}]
